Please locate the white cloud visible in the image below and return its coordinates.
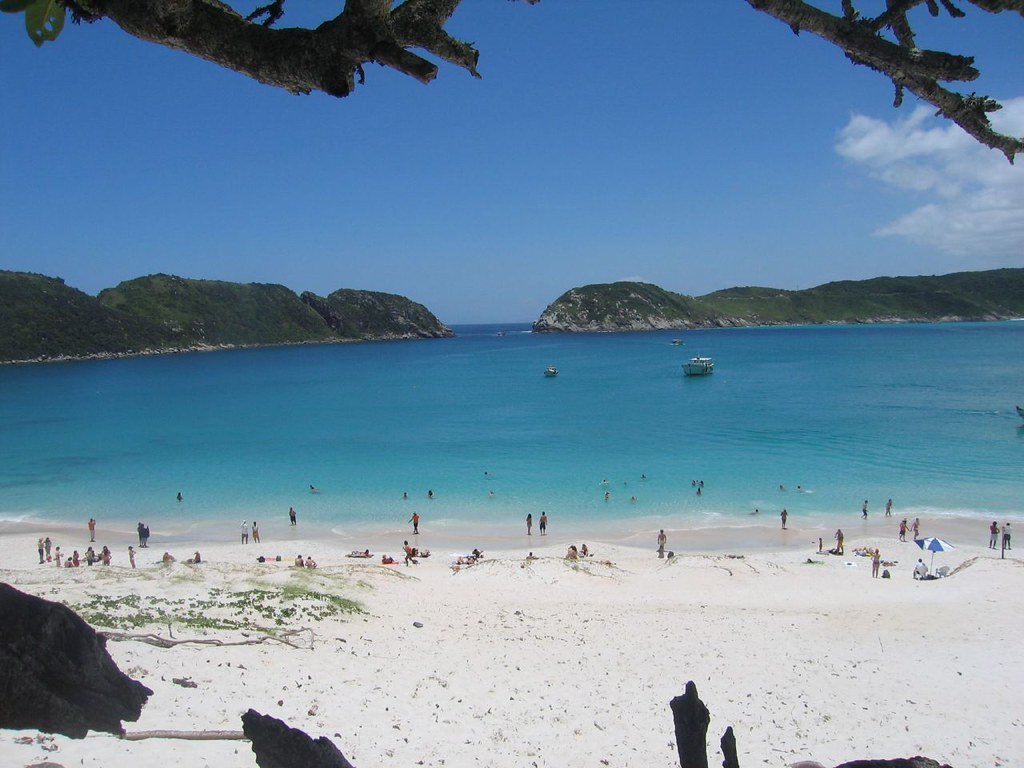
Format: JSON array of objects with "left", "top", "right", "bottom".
[{"left": 836, "top": 98, "right": 1024, "bottom": 257}]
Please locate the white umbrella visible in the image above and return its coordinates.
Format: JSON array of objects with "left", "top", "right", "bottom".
[{"left": 916, "top": 536, "right": 955, "bottom": 572}]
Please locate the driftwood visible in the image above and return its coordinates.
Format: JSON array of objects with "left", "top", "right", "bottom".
[
  {"left": 670, "top": 681, "right": 952, "bottom": 768},
  {"left": 122, "top": 729, "right": 246, "bottom": 741},
  {"left": 720, "top": 725, "right": 739, "bottom": 768},
  {"left": 670, "top": 681, "right": 711, "bottom": 768},
  {"left": 100, "top": 628, "right": 313, "bottom": 650}
]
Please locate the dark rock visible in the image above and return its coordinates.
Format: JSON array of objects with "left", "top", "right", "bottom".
[
  {"left": 242, "top": 709, "right": 356, "bottom": 768},
  {"left": 0, "top": 583, "right": 152, "bottom": 738}
]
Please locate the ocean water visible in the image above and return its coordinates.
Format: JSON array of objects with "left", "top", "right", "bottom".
[{"left": 1, "top": 322, "right": 1022, "bottom": 537}]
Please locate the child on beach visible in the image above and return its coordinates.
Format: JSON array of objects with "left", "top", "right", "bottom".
[{"left": 128, "top": 546, "right": 136, "bottom": 568}]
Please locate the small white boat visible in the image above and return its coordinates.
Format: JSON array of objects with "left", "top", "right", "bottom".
[
  {"left": 1017, "top": 405, "right": 1024, "bottom": 420},
  {"left": 544, "top": 366, "right": 558, "bottom": 377},
  {"left": 683, "top": 356, "right": 714, "bottom": 376}
]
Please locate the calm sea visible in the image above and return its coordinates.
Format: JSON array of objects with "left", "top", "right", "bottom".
[{"left": 1, "top": 322, "right": 1021, "bottom": 537}]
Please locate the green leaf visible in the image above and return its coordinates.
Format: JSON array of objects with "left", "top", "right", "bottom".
[
  {"left": 25, "top": 0, "right": 64, "bottom": 47},
  {"left": 0, "top": 0, "right": 36, "bottom": 13}
]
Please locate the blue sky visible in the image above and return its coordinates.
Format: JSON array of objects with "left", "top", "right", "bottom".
[{"left": 2, "top": 1, "right": 1022, "bottom": 323}]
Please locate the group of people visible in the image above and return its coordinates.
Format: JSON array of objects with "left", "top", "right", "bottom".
[
  {"left": 897, "top": 518, "right": 921, "bottom": 542},
  {"left": 240, "top": 520, "right": 262, "bottom": 544},
  {"left": 565, "top": 543, "right": 590, "bottom": 560},
  {"left": 988, "top": 521, "right": 1012, "bottom": 550},
  {"left": 860, "top": 498, "right": 894, "bottom": 519},
  {"left": 525, "top": 512, "right": 548, "bottom": 535}
]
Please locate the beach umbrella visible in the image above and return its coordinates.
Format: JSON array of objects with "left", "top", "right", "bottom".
[{"left": 916, "top": 536, "right": 955, "bottom": 572}]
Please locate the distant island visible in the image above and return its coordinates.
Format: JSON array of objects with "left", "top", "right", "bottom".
[
  {"left": 532, "top": 268, "right": 1024, "bottom": 333},
  {"left": 0, "top": 272, "right": 452, "bottom": 364}
]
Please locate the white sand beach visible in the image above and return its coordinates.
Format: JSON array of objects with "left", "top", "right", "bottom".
[{"left": 1, "top": 516, "right": 1021, "bottom": 768}]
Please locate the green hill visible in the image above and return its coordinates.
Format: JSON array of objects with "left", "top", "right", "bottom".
[
  {"left": 533, "top": 269, "right": 1024, "bottom": 332},
  {"left": 1, "top": 272, "right": 452, "bottom": 363},
  {"left": 0, "top": 272, "right": 165, "bottom": 361},
  {"left": 98, "top": 275, "right": 334, "bottom": 347}
]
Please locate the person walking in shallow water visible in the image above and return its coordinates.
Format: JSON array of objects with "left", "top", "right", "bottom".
[
  {"left": 862, "top": 500, "right": 869, "bottom": 519},
  {"left": 252, "top": 521, "right": 261, "bottom": 544},
  {"left": 539, "top": 512, "right": 548, "bottom": 535},
  {"left": 409, "top": 511, "right": 420, "bottom": 534},
  {"left": 526, "top": 513, "right": 532, "bottom": 536},
  {"left": 780, "top": 509, "right": 788, "bottom": 529},
  {"left": 289, "top": 507, "right": 297, "bottom": 526}
]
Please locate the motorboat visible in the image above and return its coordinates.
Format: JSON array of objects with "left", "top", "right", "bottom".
[
  {"left": 682, "top": 356, "right": 714, "bottom": 376},
  {"left": 544, "top": 366, "right": 558, "bottom": 377},
  {"left": 671, "top": 339, "right": 683, "bottom": 346}
]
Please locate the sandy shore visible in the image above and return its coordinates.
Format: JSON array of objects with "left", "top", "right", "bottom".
[{"left": 1, "top": 515, "right": 1022, "bottom": 768}]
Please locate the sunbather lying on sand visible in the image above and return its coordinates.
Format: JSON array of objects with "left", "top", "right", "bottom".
[{"left": 347, "top": 549, "right": 372, "bottom": 558}]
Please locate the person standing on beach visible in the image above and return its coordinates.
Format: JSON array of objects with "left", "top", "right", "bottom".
[
  {"left": 911, "top": 517, "right": 920, "bottom": 539},
  {"left": 37, "top": 538, "right": 45, "bottom": 564},
  {"left": 289, "top": 507, "right": 297, "bottom": 526},
  {"left": 871, "top": 548, "right": 881, "bottom": 578},
  {"left": 1002, "top": 522, "right": 1012, "bottom": 550},
  {"left": 128, "top": 546, "right": 136, "bottom": 569},
  {"left": 252, "top": 521, "right": 261, "bottom": 544},
  {"left": 44, "top": 537, "right": 52, "bottom": 560},
  {"left": 834, "top": 528, "right": 844, "bottom": 555},
  {"left": 54, "top": 546, "right": 62, "bottom": 567},
  {"left": 137, "top": 522, "right": 145, "bottom": 546},
  {"left": 989, "top": 521, "right": 999, "bottom": 549},
  {"left": 862, "top": 500, "right": 868, "bottom": 519},
  {"left": 88, "top": 518, "right": 96, "bottom": 542},
  {"left": 899, "top": 519, "right": 908, "bottom": 542},
  {"left": 780, "top": 509, "right": 788, "bottom": 529},
  {"left": 410, "top": 511, "right": 420, "bottom": 534},
  {"left": 241, "top": 520, "right": 250, "bottom": 544},
  {"left": 885, "top": 498, "right": 893, "bottom": 517},
  {"left": 657, "top": 529, "right": 667, "bottom": 558},
  {"left": 403, "top": 540, "right": 414, "bottom": 566},
  {"left": 539, "top": 512, "right": 548, "bottom": 535},
  {"left": 526, "top": 513, "right": 533, "bottom": 536},
  {"left": 142, "top": 524, "right": 150, "bottom": 548}
]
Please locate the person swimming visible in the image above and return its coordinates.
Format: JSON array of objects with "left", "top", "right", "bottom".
[{"left": 309, "top": 485, "right": 320, "bottom": 493}]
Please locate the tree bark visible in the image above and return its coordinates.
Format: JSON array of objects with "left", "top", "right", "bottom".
[{"left": 670, "top": 681, "right": 711, "bottom": 768}]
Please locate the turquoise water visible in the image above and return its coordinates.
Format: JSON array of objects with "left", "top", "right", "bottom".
[{"left": 1, "top": 322, "right": 1022, "bottom": 534}]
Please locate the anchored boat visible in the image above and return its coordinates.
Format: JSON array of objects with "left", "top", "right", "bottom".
[{"left": 683, "top": 356, "right": 714, "bottom": 376}]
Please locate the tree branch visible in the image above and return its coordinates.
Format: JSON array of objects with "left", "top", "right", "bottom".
[{"left": 745, "top": 0, "right": 1024, "bottom": 160}]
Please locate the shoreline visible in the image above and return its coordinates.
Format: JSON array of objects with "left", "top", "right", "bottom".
[{"left": 3, "top": 508, "right": 1015, "bottom": 562}]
